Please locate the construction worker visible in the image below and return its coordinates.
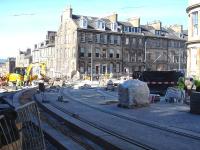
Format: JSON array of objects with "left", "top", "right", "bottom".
[{"left": 24, "top": 74, "right": 29, "bottom": 86}]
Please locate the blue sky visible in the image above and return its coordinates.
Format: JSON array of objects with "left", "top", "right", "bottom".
[{"left": 0, "top": 0, "right": 188, "bottom": 58}]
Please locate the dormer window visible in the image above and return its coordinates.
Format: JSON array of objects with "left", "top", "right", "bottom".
[
  {"left": 132, "top": 27, "right": 141, "bottom": 33},
  {"left": 96, "top": 20, "right": 105, "bottom": 30},
  {"left": 124, "top": 26, "right": 129, "bottom": 32},
  {"left": 155, "top": 30, "right": 161, "bottom": 36},
  {"left": 111, "top": 22, "right": 118, "bottom": 32},
  {"left": 80, "top": 18, "right": 87, "bottom": 29}
]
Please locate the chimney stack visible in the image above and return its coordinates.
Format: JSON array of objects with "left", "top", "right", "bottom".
[
  {"left": 128, "top": 17, "right": 140, "bottom": 27},
  {"left": 62, "top": 5, "right": 72, "bottom": 22},
  {"left": 169, "top": 24, "right": 183, "bottom": 33},
  {"left": 104, "top": 13, "right": 118, "bottom": 22},
  {"left": 148, "top": 20, "right": 162, "bottom": 30}
]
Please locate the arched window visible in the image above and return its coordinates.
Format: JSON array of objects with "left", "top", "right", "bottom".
[
  {"left": 102, "top": 49, "right": 107, "bottom": 58},
  {"left": 109, "top": 49, "right": 114, "bottom": 58},
  {"left": 116, "top": 49, "right": 120, "bottom": 58}
]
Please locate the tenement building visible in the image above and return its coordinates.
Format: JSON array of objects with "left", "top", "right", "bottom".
[
  {"left": 16, "top": 49, "right": 32, "bottom": 68},
  {"left": 55, "top": 6, "right": 187, "bottom": 79},
  {"left": 32, "top": 31, "right": 56, "bottom": 78},
  {"left": 186, "top": 0, "right": 200, "bottom": 78}
]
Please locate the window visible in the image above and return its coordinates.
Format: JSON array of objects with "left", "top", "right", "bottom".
[
  {"left": 110, "top": 35, "right": 114, "bottom": 44},
  {"left": 80, "top": 66, "right": 84, "bottom": 73},
  {"left": 156, "top": 40, "right": 160, "bottom": 47},
  {"left": 96, "top": 20, "right": 105, "bottom": 30},
  {"left": 80, "top": 48, "right": 84, "bottom": 57},
  {"left": 87, "top": 33, "right": 93, "bottom": 42},
  {"left": 138, "top": 38, "right": 142, "bottom": 46},
  {"left": 111, "top": 22, "right": 118, "bottom": 31},
  {"left": 116, "top": 63, "right": 120, "bottom": 73},
  {"left": 110, "top": 63, "right": 114, "bottom": 73},
  {"left": 109, "top": 49, "right": 114, "bottom": 58},
  {"left": 116, "top": 50, "right": 120, "bottom": 58},
  {"left": 117, "top": 36, "right": 120, "bottom": 45},
  {"left": 87, "top": 64, "right": 91, "bottom": 72},
  {"left": 134, "top": 53, "right": 137, "bottom": 62},
  {"left": 102, "top": 65, "right": 107, "bottom": 74},
  {"left": 132, "top": 38, "right": 136, "bottom": 45},
  {"left": 95, "top": 34, "right": 100, "bottom": 43},
  {"left": 80, "top": 62, "right": 85, "bottom": 73},
  {"left": 170, "top": 41, "right": 174, "bottom": 48},
  {"left": 124, "top": 26, "right": 129, "bottom": 32},
  {"left": 192, "top": 11, "right": 198, "bottom": 36},
  {"left": 155, "top": 30, "right": 160, "bottom": 36},
  {"left": 103, "top": 34, "right": 107, "bottom": 44},
  {"left": 173, "top": 56, "right": 179, "bottom": 63},
  {"left": 102, "top": 49, "right": 107, "bottom": 58},
  {"left": 88, "top": 50, "right": 91, "bottom": 57},
  {"left": 80, "top": 33, "right": 85, "bottom": 42},
  {"left": 125, "top": 37, "right": 129, "bottom": 45},
  {"left": 95, "top": 65, "right": 100, "bottom": 74},
  {"left": 80, "top": 18, "right": 87, "bottom": 29},
  {"left": 95, "top": 48, "right": 100, "bottom": 58},
  {"left": 102, "top": 22, "right": 105, "bottom": 29},
  {"left": 132, "top": 27, "right": 136, "bottom": 32}
]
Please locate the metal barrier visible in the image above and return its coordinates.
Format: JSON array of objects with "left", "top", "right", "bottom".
[
  {"left": 0, "top": 115, "right": 21, "bottom": 150},
  {"left": 16, "top": 101, "right": 46, "bottom": 150},
  {"left": 0, "top": 101, "right": 46, "bottom": 150}
]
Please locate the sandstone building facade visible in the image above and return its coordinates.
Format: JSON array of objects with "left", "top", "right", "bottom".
[
  {"left": 186, "top": 0, "right": 200, "bottom": 78},
  {"left": 54, "top": 7, "right": 187, "bottom": 79},
  {"left": 16, "top": 49, "right": 32, "bottom": 68},
  {"left": 32, "top": 31, "right": 56, "bottom": 78}
]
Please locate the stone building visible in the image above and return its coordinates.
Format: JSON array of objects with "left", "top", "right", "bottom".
[
  {"left": 142, "top": 22, "right": 187, "bottom": 71},
  {"left": 16, "top": 48, "right": 32, "bottom": 68},
  {"left": 0, "top": 57, "right": 16, "bottom": 75},
  {"left": 186, "top": 0, "right": 200, "bottom": 78},
  {"left": 0, "top": 63, "right": 7, "bottom": 76},
  {"left": 55, "top": 7, "right": 187, "bottom": 79},
  {"left": 32, "top": 31, "right": 56, "bottom": 78}
]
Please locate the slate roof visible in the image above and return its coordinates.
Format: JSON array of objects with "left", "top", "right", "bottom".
[{"left": 72, "top": 14, "right": 187, "bottom": 41}]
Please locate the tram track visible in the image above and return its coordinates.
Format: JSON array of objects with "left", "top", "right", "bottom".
[
  {"left": 33, "top": 87, "right": 200, "bottom": 149},
  {"left": 49, "top": 101, "right": 155, "bottom": 150},
  {"left": 64, "top": 88, "right": 200, "bottom": 142}
]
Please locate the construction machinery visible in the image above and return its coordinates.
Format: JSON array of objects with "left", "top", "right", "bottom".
[
  {"left": 25, "top": 62, "right": 46, "bottom": 85},
  {"left": 7, "top": 67, "right": 26, "bottom": 86}
]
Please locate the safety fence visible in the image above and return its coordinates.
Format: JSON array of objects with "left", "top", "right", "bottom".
[{"left": 0, "top": 101, "right": 46, "bottom": 150}]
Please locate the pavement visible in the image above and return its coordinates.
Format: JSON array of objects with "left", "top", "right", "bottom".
[{"left": 34, "top": 86, "right": 200, "bottom": 150}]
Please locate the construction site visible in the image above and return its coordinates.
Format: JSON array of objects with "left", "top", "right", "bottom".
[
  {"left": 0, "top": 67, "right": 200, "bottom": 150},
  {"left": 1, "top": 0, "right": 200, "bottom": 149}
]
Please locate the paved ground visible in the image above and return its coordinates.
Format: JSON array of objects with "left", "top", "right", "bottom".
[
  {"left": 63, "top": 88, "right": 200, "bottom": 133},
  {"left": 35, "top": 86, "right": 200, "bottom": 150}
]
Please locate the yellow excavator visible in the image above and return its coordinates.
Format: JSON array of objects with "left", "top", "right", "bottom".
[
  {"left": 7, "top": 67, "right": 25, "bottom": 86},
  {"left": 24, "top": 62, "right": 46, "bottom": 85}
]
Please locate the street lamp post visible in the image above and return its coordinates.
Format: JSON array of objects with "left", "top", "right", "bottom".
[
  {"left": 178, "top": 48, "right": 181, "bottom": 71},
  {"left": 90, "top": 45, "right": 93, "bottom": 82},
  {"left": 144, "top": 40, "right": 147, "bottom": 71}
]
